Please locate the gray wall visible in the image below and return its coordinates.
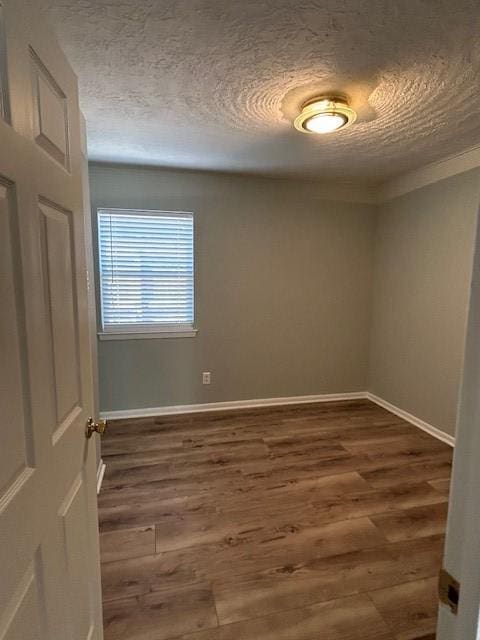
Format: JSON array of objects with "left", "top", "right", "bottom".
[
  {"left": 369, "top": 169, "right": 480, "bottom": 436},
  {"left": 89, "top": 163, "right": 377, "bottom": 412},
  {"left": 90, "top": 163, "right": 480, "bottom": 436}
]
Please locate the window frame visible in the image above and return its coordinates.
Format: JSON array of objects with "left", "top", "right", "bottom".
[{"left": 96, "top": 207, "right": 197, "bottom": 340}]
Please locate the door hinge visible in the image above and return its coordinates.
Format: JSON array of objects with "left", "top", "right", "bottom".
[{"left": 439, "top": 568, "right": 460, "bottom": 614}]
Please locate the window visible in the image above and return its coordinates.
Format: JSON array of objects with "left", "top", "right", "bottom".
[{"left": 97, "top": 208, "right": 195, "bottom": 339}]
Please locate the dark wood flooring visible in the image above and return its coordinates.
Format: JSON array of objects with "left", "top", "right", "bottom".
[{"left": 98, "top": 399, "right": 452, "bottom": 640}]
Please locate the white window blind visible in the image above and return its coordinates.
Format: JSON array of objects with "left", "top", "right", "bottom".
[{"left": 98, "top": 209, "right": 194, "bottom": 333}]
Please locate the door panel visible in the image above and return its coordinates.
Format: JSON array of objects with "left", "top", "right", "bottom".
[
  {"left": 0, "top": 178, "right": 34, "bottom": 497},
  {"left": 30, "top": 48, "right": 70, "bottom": 169},
  {"left": 0, "top": 548, "right": 49, "bottom": 640},
  {"left": 59, "top": 472, "right": 96, "bottom": 640},
  {"left": 38, "top": 199, "right": 81, "bottom": 437},
  {"left": 0, "top": 2, "right": 102, "bottom": 639}
]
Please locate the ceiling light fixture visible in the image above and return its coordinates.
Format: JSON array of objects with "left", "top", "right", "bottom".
[{"left": 294, "top": 96, "right": 356, "bottom": 134}]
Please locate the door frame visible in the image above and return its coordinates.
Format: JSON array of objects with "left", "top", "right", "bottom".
[{"left": 437, "top": 204, "right": 480, "bottom": 639}]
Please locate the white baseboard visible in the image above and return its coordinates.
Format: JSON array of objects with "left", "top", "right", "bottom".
[
  {"left": 98, "top": 390, "right": 455, "bottom": 448},
  {"left": 99, "top": 391, "right": 367, "bottom": 420},
  {"left": 367, "top": 393, "right": 455, "bottom": 447},
  {"left": 96, "top": 459, "right": 106, "bottom": 494}
]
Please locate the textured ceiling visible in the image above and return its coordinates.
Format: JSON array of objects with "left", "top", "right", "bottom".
[{"left": 42, "top": 0, "right": 480, "bottom": 181}]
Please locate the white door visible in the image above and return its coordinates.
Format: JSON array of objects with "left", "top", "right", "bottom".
[
  {"left": 437, "top": 208, "right": 480, "bottom": 640},
  {"left": 0, "top": 1, "right": 103, "bottom": 639}
]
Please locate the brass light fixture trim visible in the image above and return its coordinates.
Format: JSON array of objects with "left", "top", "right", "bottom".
[{"left": 294, "top": 95, "right": 357, "bottom": 134}]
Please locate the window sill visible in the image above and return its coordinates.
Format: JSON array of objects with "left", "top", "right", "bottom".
[{"left": 98, "top": 328, "right": 198, "bottom": 341}]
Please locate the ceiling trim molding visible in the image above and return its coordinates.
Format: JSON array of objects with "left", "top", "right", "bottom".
[
  {"left": 89, "top": 142, "right": 480, "bottom": 206},
  {"left": 378, "top": 144, "right": 480, "bottom": 202},
  {"left": 89, "top": 160, "right": 379, "bottom": 204}
]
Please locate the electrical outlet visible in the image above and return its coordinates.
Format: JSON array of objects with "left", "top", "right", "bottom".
[{"left": 202, "top": 372, "right": 211, "bottom": 385}]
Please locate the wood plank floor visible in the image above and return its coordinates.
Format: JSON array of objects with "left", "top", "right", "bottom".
[{"left": 99, "top": 399, "right": 452, "bottom": 640}]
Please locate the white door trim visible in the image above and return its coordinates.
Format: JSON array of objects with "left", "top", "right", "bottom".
[{"left": 437, "top": 206, "right": 480, "bottom": 640}]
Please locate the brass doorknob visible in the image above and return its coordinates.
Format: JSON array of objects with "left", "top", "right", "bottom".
[{"left": 86, "top": 417, "right": 107, "bottom": 439}]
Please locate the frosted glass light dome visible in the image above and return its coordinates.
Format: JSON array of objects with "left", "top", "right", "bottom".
[{"left": 304, "top": 112, "right": 348, "bottom": 133}]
